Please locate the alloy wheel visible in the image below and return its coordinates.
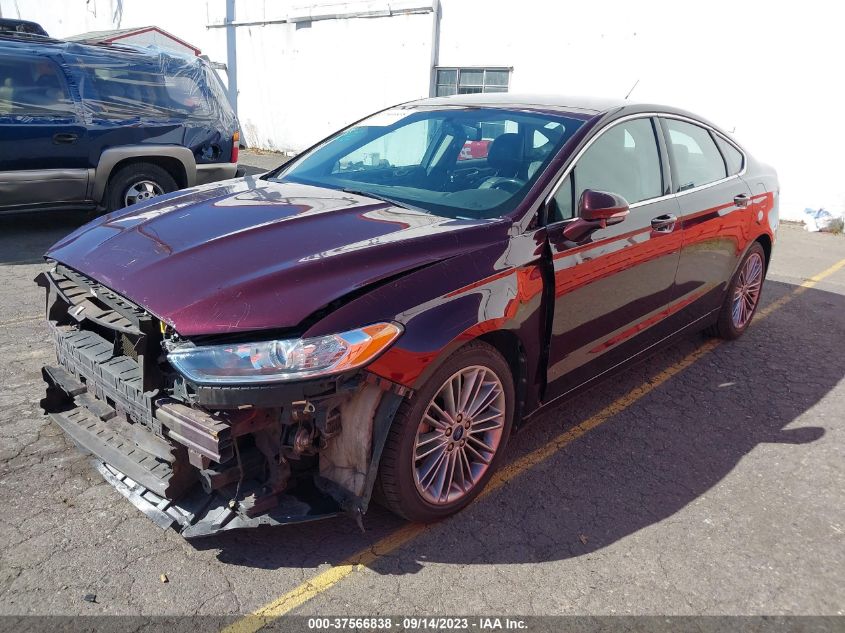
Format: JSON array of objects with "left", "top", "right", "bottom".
[
  {"left": 124, "top": 180, "right": 164, "bottom": 206},
  {"left": 732, "top": 252, "right": 764, "bottom": 328},
  {"left": 413, "top": 365, "right": 506, "bottom": 505}
]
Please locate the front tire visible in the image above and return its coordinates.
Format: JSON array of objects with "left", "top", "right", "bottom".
[
  {"left": 376, "top": 341, "right": 515, "bottom": 522},
  {"left": 708, "top": 242, "right": 766, "bottom": 340},
  {"left": 103, "top": 162, "right": 178, "bottom": 212}
]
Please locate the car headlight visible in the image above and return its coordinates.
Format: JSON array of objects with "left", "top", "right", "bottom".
[{"left": 167, "top": 322, "right": 402, "bottom": 384}]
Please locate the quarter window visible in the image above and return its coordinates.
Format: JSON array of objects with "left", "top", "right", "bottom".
[
  {"left": 665, "top": 119, "right": 727, "bottom": 191},
  {"left": 435, "top": 67, "right": 510, "bottom": 96},
  {"left": 572, "top": 117, "right": 663, "bottom": 208},
  {"left": 714, "top": 135, "right": 744, "bottom": 176}
]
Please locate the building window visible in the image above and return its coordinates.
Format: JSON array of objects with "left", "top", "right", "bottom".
[{"left": 435, "top": 67, "right": 510, "bottom": 96}]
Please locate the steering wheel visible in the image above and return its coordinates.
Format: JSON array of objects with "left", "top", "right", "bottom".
[{"left": 479, "top": 177, "right": 526, "bottom": 194}]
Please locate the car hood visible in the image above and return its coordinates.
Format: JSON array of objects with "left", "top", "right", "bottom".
[{"left": 47, "top": 178, "right": 503, "bottom": 336}]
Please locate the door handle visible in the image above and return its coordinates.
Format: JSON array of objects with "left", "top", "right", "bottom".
[
  {"left": 52, "top": 133, "right": 79, "bottom": 144},
  {"left": 734, "top": 193, "right": 751, "bottom": 207},
  {"left": 651, "top": 213, "right": 677, "bottom": 232}
]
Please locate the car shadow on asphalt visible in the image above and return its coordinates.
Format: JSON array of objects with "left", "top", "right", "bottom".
[
  {"left": 239, "top": 164, "right": 269, "bottom": 177},
  {"left": 0, "top": 212, "right": 89, "bottom": 265},
  {"left": 194, "top": 279, "right": 842, "bottom": 574}
]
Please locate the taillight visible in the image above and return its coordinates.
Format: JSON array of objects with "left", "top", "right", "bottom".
[{"left": 231, "top": 130, "right": 239, "bottom": 163}]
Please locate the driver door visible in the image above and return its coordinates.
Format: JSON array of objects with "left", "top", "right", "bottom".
[{"left": 544, "top": 116, "right": 685, "bottom": 400}]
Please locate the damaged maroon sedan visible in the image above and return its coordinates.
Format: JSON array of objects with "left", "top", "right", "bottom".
[{"left": 37, "top": 94, "right": 778, "bottom": 537}]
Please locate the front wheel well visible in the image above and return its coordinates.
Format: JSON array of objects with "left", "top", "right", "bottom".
[{"left": 476, "top": 330, "right": 528, "bottom": 424}]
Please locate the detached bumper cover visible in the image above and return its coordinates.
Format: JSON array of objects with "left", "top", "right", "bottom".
[
  {"left": 94, "top": 461, "right": 342, "bottom": 538},
  {"left": 42, "top": 363, "right": 343, "bottom": 538}
]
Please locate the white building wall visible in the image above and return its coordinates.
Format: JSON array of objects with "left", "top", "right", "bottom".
[
  {"left": 2, "top": 0, "right": 843, "bottom": 220},
  {"left": 231, "top": 11, "right": 434, "bottom": 151},
  {"left": 436, "top": 0, "right": 845, "bottom": 221}
]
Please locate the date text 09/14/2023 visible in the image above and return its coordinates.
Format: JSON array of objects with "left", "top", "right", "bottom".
[{"left": 307, "top": 617, "right": 528, "bottom": 630}]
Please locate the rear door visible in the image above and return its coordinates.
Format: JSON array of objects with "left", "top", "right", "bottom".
[
  {"left": 0, "top": 53, "right": 88, "bottom": 211},
  {"left": 544, "top": 116, "right": 685, "bottom": 400},
  {"left": 659, "top": 117, "right": 755, "bottom": 320}
]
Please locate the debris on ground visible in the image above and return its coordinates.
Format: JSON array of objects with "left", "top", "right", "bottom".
[
  {"left": 160, "top": 574, "right": 169, "bottom": 584},
  {"left": 83, "top": 593, "right": 97, "bottom": 603},
  {"left": 802, "top": 208, "right": 840, "bottom": 232}
]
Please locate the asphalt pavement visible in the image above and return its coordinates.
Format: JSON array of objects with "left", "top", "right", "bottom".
[{"left": 0, "top": 174, "right": 842, "bottom": 623}]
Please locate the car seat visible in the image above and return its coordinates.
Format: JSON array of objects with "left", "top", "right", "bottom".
[{"left": 485, "top": 133, "right": 524, "bottom": 178}]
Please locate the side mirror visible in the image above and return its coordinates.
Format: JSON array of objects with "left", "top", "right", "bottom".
[
  {"left": 578, "top": 189, "right": 630, "bottom": 227},
  {"left": 560, "top": 189, "right": 630, "bottom": 242}
]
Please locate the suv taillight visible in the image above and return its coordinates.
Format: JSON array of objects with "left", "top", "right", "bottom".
[{"left": 231, "top": 131, "right": 239, "bottom": 163}]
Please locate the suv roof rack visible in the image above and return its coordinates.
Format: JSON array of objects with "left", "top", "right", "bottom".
[
  {"left": 0, "top": 31, "right": 61, "bottom": 44},
  {"left": 0, "top": 17, "right": 49, "bottom": 35}
]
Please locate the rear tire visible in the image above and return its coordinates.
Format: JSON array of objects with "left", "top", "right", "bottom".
[
  {"left": 103, "top": 162, "right": 178, "bottom": 213},
  {"left": 707, "top": 242, "right": 767, "bottom": 340},
  {"left": 376, "top": 341, "right": 515, "bottom": 522}
]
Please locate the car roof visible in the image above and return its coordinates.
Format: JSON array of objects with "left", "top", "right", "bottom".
[
  {"left": 415, "top": 92, "right": 627, "bottom": 114},
  {"left": 410, "top": 92, "right": 719, "bottom": 128}
]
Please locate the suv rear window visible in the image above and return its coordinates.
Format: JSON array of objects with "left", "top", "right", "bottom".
[
  {"left": 71, "top": 56, "right": 215, "bottom": 121},
  {"left": 0, "top": 56, "right": 75, "bottom": 118}
]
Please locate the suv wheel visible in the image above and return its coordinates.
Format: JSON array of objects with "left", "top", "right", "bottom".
[{"left": 104, "top": 162, "right": 178, "bottom": 212}]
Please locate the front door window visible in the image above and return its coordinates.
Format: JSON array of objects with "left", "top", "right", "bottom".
[{"left": 573, "top": 117, "right": 663, "bottom": 205}]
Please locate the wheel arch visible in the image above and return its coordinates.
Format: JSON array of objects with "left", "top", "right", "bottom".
[
  {"left": 755, "top": 232, "right": 773, "bottom": 270},
  {"left": 727, "top": 232, "right": 772, "bottom": 285},
  {"left": 92, "top": 145, "right": 197, "bottom": 202},
  {"left": 379, "top": 326, "right": 532, "bottom": 426}
]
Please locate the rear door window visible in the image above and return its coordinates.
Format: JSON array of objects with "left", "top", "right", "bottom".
[
  {"left": 664, "top": 119, "right": 728, "bottom": 191},
  {"left": 0, "top": 56, "right": 75, "bottom": 118}
]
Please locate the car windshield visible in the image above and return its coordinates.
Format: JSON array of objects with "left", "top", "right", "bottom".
[{"left": 273, "top": 106, "right": 584, "bottom": 219}]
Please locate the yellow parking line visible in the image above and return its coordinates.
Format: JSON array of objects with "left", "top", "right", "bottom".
[
  {"left": 222, "top": 256, "right": 845, "bottom": 633},
  {"left": 223, "top": 523, "right": 428, "bottom": 633},
  {"left": 806, "top": 258, "right": 845, "bottom": 284},
  {"left": 756, "top": 258, "right": 845, "bottom": 320}
]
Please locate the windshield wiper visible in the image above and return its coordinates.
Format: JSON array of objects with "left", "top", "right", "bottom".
[{"left": 341, "top": 187, "right": 420, "bottom": 212}]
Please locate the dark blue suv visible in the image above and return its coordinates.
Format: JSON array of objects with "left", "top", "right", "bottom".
[{"left": 0, "top": 33, "right": 240, "bottom": 214}]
